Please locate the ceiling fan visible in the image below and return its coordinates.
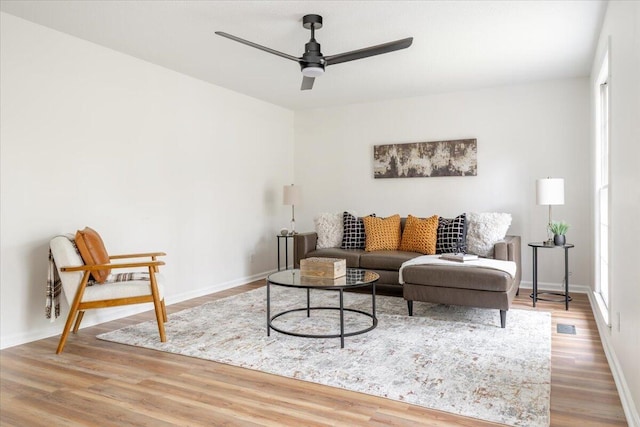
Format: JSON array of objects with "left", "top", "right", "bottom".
[{"left": 216, "top": 14, "right": 413, "bottom": 91}]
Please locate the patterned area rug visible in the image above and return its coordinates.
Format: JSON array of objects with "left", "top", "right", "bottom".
[{"left": 97, "top": 286, "right": 551, "bottom": 426}]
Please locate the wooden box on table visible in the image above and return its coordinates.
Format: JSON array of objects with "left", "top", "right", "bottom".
[{"left": 300, "top": 257, "right": 346, "bottom": 279}]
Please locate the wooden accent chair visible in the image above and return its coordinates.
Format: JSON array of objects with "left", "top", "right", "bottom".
[{"left": 50, "top": 228, "right": 168, "bottom": 354}]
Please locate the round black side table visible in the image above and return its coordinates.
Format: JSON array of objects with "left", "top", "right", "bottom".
[{"left": 528, "top": 242, "right": 574, "bottom": 310}]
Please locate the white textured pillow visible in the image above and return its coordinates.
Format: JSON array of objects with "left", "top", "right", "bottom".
[
  {"left": 466, "top": 212, "right": 512, "bottom": 257},
  {"left": 314, "top": 213, "right": 343, "bottom": 249}
]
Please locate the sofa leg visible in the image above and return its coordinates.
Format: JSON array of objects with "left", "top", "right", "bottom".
[
  {"left": 500, "top": 310, "right": 506, "bottom": 328},
  {"left": 516, "top": 286, "right": 520, "bottom": 296},
  {"left": 407, "top": 300, "right": 413, "bottom": 316}
]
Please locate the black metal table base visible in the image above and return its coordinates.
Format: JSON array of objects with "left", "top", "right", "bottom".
[
  {"left": 529, "top": 242, "right": 574, "bottom": 310},
  {"left": 269, "top": 307, "right": 377, "bottom": 338},
  {"left": 529, "top": 291, "right": 573, "bottom": 304},
  {"left": 267, "top": 286, "right": 377, "bottom": 348},
  {"left": 276, "top": 235, "right": 293, "bottom": 271}
]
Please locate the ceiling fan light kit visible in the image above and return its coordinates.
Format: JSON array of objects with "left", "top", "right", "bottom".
[
  {"left": 301, "top": 67, "right": 325, "bottom": 78},
  {"left": 216, "top": 14, "right": 412, "bottom": 91}
]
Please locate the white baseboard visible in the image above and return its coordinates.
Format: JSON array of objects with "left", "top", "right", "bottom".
[
  {"left": 163, "top": 270, "right": 271, "bottom": 306},
  {"left": 521, "top": 280, "right": 637, "bottom": 425},
  {"left": 0, "top": 277, "right": 590, "bottom": 349},
  {"left": 0, "top": 270, "right": 272, "bottom": 350},
  {"left": 586, "top": 292, "right": 639, "bottom": 427},
  {"left": 519, "top": 280, "right": 638, "bottom": 426},
  {"left": 518, "top": 279, "right": 592, "bottom": 294}
]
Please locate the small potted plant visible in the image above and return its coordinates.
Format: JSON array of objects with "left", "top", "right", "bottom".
[{"left": 549, "top": 221, "right": 569, "bottom": 246}]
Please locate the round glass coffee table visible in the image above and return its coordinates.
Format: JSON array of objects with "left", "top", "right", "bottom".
[{"left": 266, "top": 268, "right": 379, "bottom": 348}]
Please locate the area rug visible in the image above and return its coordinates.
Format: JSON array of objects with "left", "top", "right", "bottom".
[{"left": 97, "top": 287, "right": 551, "bottom": 426}]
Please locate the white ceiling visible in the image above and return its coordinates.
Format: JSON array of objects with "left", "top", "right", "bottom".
[{"left": 0, "top": 0, "right": 606, "bottom": 111}]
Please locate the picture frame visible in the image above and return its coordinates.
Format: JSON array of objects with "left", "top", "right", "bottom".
[{"left": 373, "top": 139, "right": 477, "bottom": 178}]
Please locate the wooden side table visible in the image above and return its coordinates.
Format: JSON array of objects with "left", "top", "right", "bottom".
[
  {"left": 276, "top": 234, "right": 294, "bottom": 271},
  {"left": 528, "top": 242, "right": 574, "bottom": 310}
]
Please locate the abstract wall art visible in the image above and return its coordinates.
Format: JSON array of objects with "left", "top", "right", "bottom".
[{"left": 373, "top": 139, "right": 477, "bottom": 178}]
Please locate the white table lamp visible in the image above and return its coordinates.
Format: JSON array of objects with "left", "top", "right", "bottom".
[
  {"left": 536, "top": 178, "right": 564, "bottom": 244},
  {"left": 283, "top": 184, "right": 301, "bottom": 235}
]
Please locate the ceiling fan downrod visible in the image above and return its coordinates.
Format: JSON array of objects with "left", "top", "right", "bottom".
[{"left": 301, "top": 14, "right": 325, "bottom": 77}]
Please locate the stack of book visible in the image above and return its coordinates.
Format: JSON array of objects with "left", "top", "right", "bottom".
[{"left": 439, "top": 253, "right": 479, "bottom": 262}]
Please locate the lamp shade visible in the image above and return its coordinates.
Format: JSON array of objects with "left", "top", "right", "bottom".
[
  {"left": 536, "top": 178, "right": 564, "bottom": 205},
  {"left": 283, "top": 184, "right": 301, "bottom": 205}
]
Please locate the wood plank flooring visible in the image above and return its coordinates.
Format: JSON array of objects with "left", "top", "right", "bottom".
[{"left": 0, "top": 281, "right": 628, "bottom": 426}]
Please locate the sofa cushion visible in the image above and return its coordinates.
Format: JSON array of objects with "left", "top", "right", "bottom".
[
  {"left": 436, "top": 214, "right": 467, "bottom": 254},
  {"left": 341, "top": 212, "right": 375, "bottom": 249},
  {"left": 466, "top": 212, "right": 512, "bottom": 257},
  {"left": 360, "top": 250, "right": 421, "bottom": 271},
  {"left": 399, "top": 214, "right": 439, "bottom": 254},
  {"left": 363, "top": 269, "right": 401, "bottom": 288},
  {"left": 305, "top": 248, "right": 365, "bottom": 268},
  {"left": 314, "top": 212, "right": 343, "bottom": 249},
  {"left": 363, "top": 214, "right": 401, "bottom": 251},
  {"left": 75, "top": 227, "right": 111, "bottom": 283},
  {"left": 402, "top": 264, "right": 512, "bottom": 292}
]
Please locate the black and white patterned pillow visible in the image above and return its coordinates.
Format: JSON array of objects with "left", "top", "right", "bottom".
[
  {"left": 436, "top": 213, "right": 467, "bottom": 254},
  {"left": 341, "top": 212, "right": 375, "bottom": 249},
  {"left": 345, "top": 269, "right": 366, "bottom": 283}
]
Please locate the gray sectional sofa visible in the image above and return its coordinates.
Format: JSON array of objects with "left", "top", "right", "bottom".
[{"left": 294, "top": 227, "right": 521, "bottom": 327}]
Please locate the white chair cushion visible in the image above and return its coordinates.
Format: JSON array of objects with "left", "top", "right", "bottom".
[{"left": 82, "top": 274, "right": 164, "bottom": 302}]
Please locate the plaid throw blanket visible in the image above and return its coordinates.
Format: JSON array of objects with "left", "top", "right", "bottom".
[
  {"left": 46, "top": 249, "right": 63, "bottom": 322},
  {"left": 46, "top": 234, "right": 78, "bottom": 322},
  {"left": 46, "top": 235, "right": 150, "bottom": 322},
  {"left": 106, "top": 272, "right": 150, "bottom": 282}
]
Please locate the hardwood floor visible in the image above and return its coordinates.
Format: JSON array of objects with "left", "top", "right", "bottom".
[{"left": 1, "top": 281, "right": 628, "bottom": 426}]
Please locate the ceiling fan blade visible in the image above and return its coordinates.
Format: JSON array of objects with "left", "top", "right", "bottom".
[
  {"left": 301, "top": 76, "right": 315, "bottom": 90},
  {"left": 324, "top": 37, "right": 413, "bottom": 66},
  {"left": 215, "top": 31, "right": 299, "bottom": 62}
]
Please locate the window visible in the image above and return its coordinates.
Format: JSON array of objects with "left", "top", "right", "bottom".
[{"left": 595, "top": 50, "right": 610, "bottom": 321}]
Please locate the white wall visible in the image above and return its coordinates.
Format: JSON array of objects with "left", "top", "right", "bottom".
[
  {"left": 294, "top": 79, "right": 591, "bottom": 289},
  {"left": 590, "top": 1, "right": 640, "bottom": 424},
  {"left": 0, "top": 13, "right": 294, "bottom": 348}
]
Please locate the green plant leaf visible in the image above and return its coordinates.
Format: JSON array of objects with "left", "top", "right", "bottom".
[{"left": 549, "top": 220, "right": 569, "bottom": 235}]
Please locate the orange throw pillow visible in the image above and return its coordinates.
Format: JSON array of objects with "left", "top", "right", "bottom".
[
  {"left": 363, "top": 214, "right": 401, "bottom": 251},
  {"left": 75, "top": 227, "right": 111, "bottom": 283},
  {"left": 400, "top": 215, "right": 439, "bottom": 254}
]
